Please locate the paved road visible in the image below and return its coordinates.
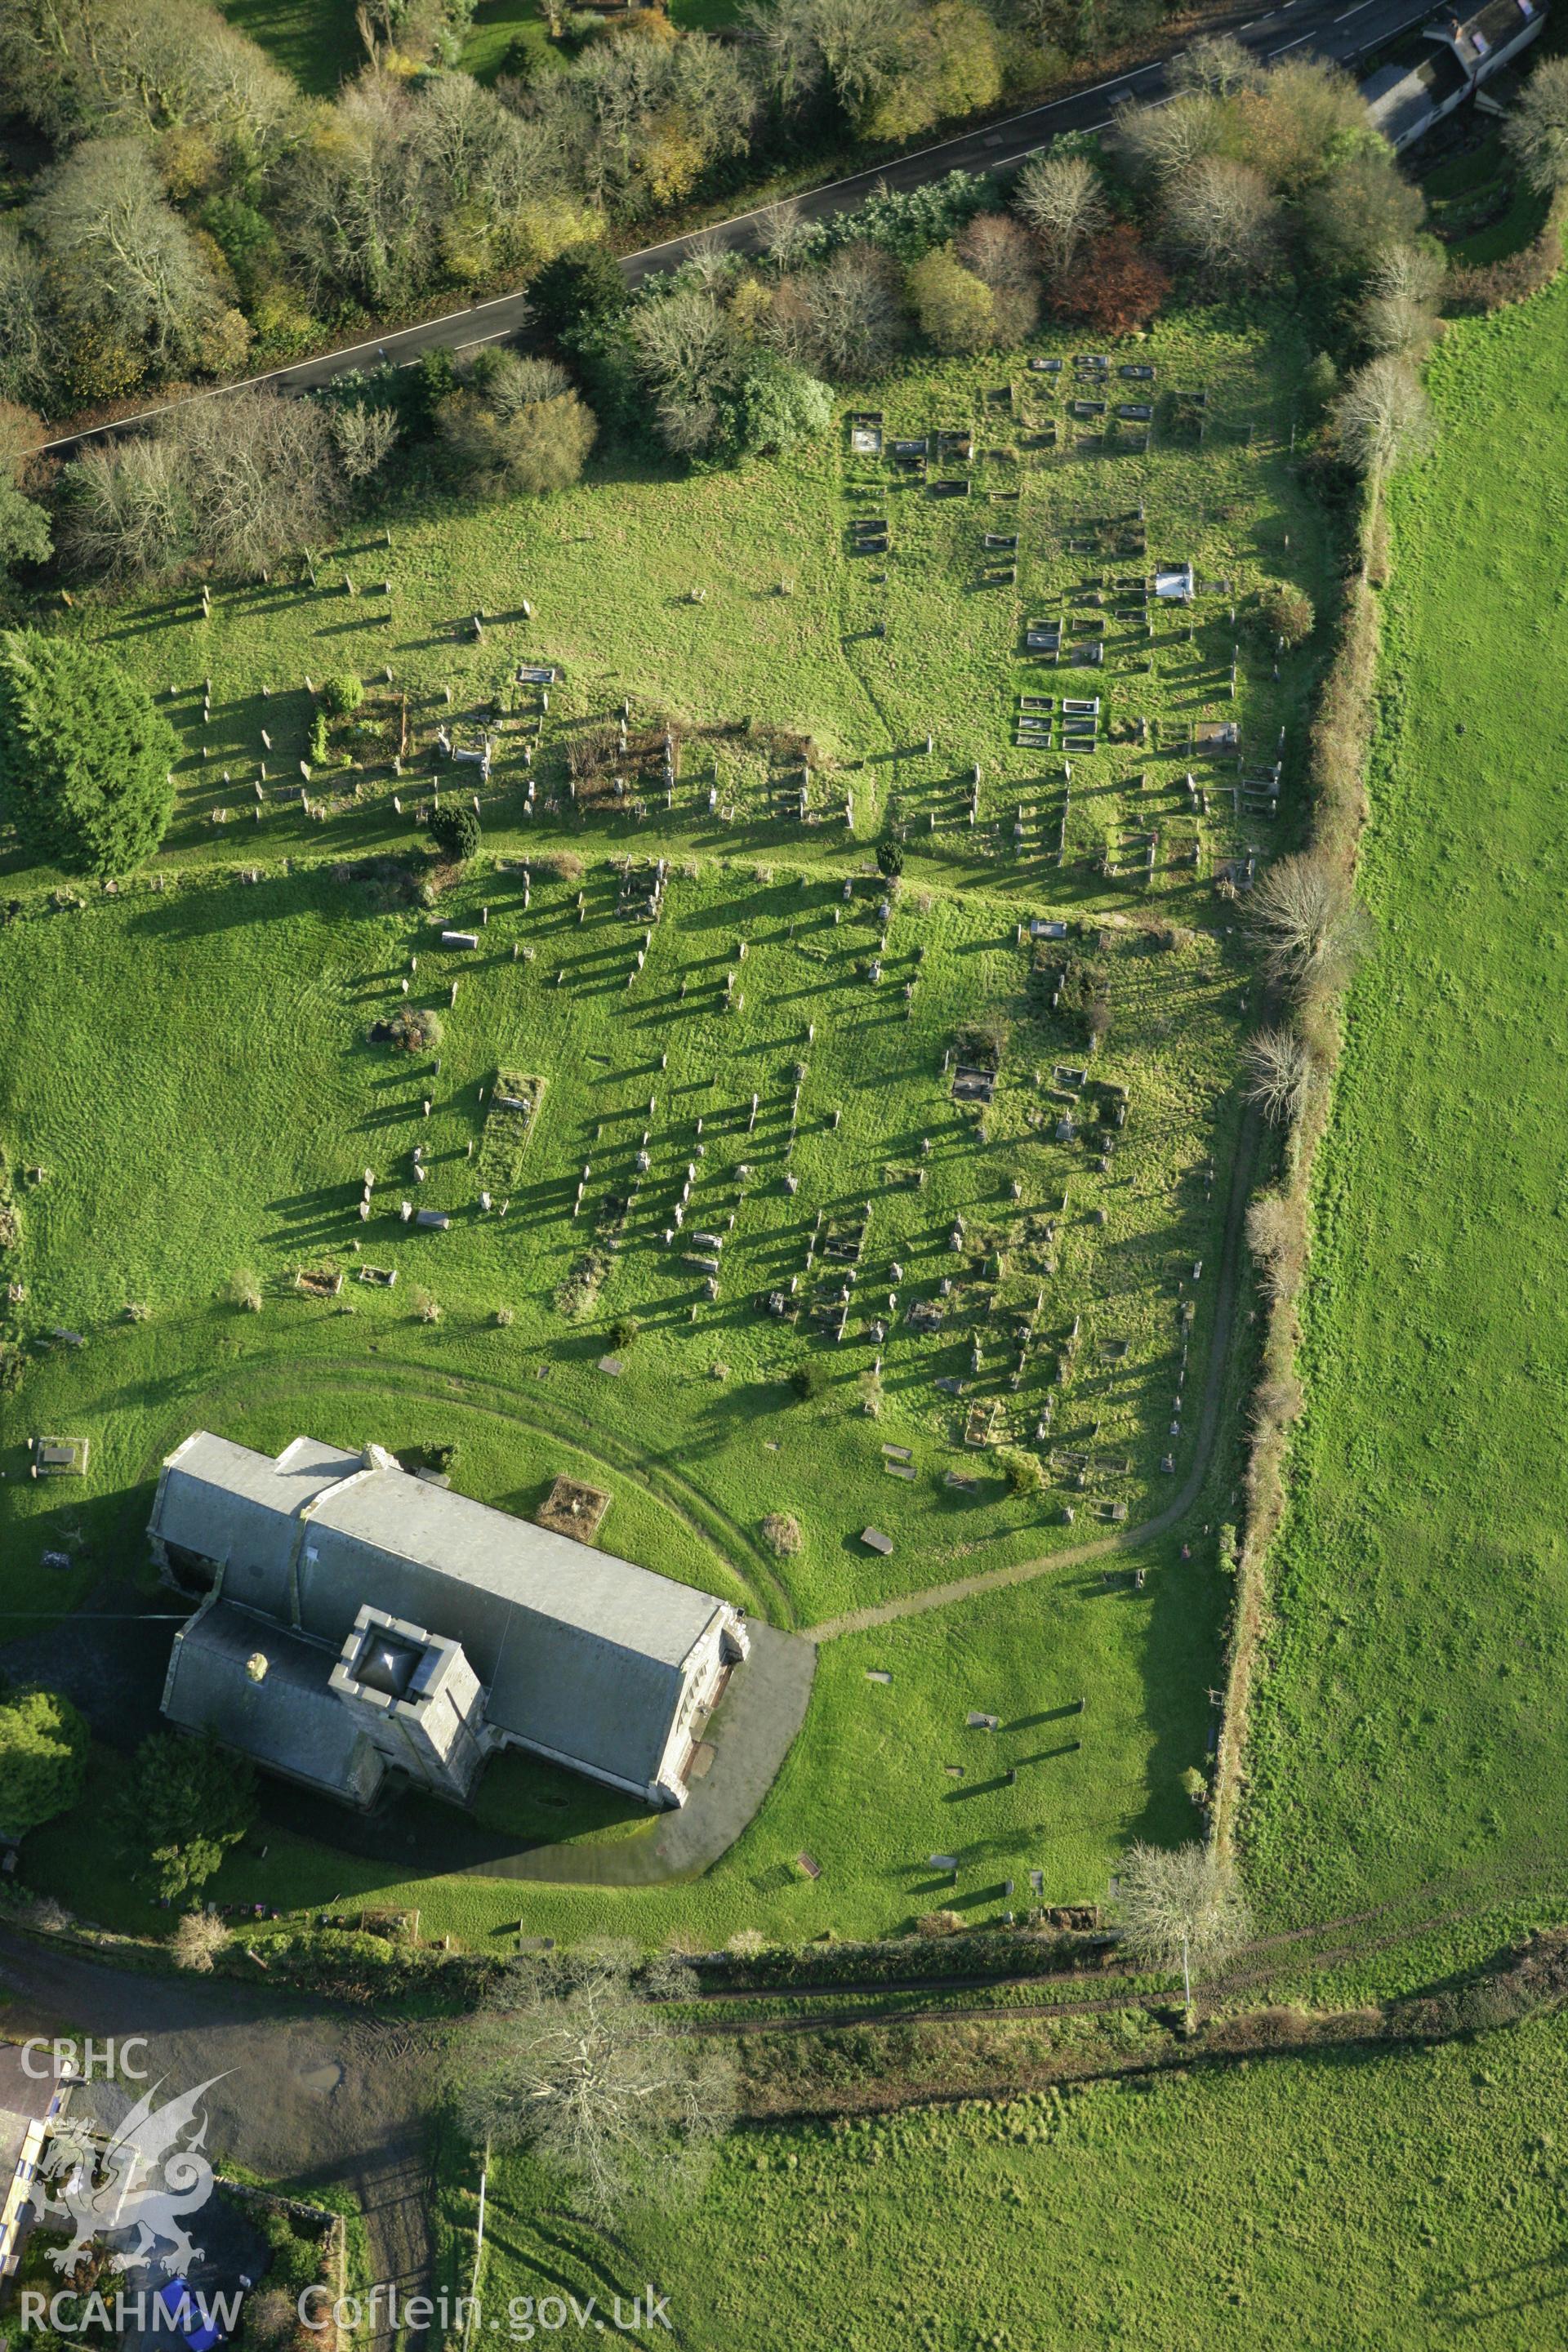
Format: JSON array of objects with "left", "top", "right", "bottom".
[{"left": 39, "top": 0, "right": 1432, "bottom": 455}]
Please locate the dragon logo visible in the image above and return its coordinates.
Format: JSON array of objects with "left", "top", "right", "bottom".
[{"left": 27, "top": 2074, "right": 228, "bottom": 2277}]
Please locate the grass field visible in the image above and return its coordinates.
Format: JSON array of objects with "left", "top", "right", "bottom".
[
  {"left": 2, "top": 318, "right": 1329, "bottom": 1947},
  {"left": 438, "top": 2007, "right": 1568, "bottom": 2350},
  {"left": 1242, "top": 278, "right": 1568, "bottom": 1940},
  {"left": 216, "top": 0, "right": 363, "bottom": 93},
  {"left": 216, "top": 0, "right": 746, "bottom": 91}
]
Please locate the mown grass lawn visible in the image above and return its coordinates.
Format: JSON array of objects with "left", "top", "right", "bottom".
[
  {"left": 2, "top": 323, "right": 1325, "bottom": 1945},
  {"left": 1244, "top": 278, "right": 1568, "bottom": 1929},
  {"left": 439, "top": 2009, "right": 1568, "bottom": 2350}
]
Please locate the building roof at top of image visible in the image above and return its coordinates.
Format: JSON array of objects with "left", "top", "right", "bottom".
[
  {"left": 1437, "top": 0, "right": 1543, "bottom": 69},
  {"left": 1361, "top": 0, "right": 1546, "bottom": 149},
  {"left": 152, "top": 1432, "right": 739, "bottom": 1794}
]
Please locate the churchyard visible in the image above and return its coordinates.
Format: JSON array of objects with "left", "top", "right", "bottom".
[{"left": 1, "top": 311, "right": 1329, "bottom": 1946}]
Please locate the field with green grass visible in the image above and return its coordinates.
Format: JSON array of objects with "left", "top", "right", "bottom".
[
  {"left": 438, "top": 2007, "right": 1568, "bottom": 2350},
  {"left": 2, "top": 318, "right": 1329, "bottom": 1948},
  {"left": 1243, "top": 279, "right": 1568, "bottom": 1940},
  {"left": 0, "top": 862, "right": 1241, "bottom": 1627},
  {"left": 216, "top": 0, "right": 364, "bottom": 93},
  {"left": 459, "top": 0, "right": 563, "bottom": 84},
  {"left": 216, "top": 0, "right": 745, "bottom": 92}
]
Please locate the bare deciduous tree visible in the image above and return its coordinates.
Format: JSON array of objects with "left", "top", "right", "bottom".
[
  {"left": 1334, "top": 354, "right": 1429, "bottom": 478},
  {"left": 754, "top": 196, "right": 817, "bottom": 272},
  {"left": 1359, "top": 244, "right": 1444, "bottom": 358},
  {"left": 1365, "top": 243, "right": 1446, "bottom": 305},
  {"left": 1111, "top": 1842, "right": 1251, "bottom": 2018},
  {"left": 1162, "top": 156, "right": 1279, "bottom": 280},
  {"left": 678, "top": 225, "right": 741, "bottom": 297},
  {"left": 92, "top": 0, "right": 298, "bottom": 162},
  {"left": 409, "top": 70, "right": 524, "bottom": 208},
  {"left": 0, "top": 0, "right": 296, "bottom": 157},
  {"left": 1241, "top": 1025, "right": 1317, "bottom": 1125},
  {"left": 801, "top": 241, "right": 904, "bottom": 378},
  {"left": 172, "top": 1910, "right": 229, "bottom": 1971},
  {"left": 1503, "top": 55, "right": 1568, "bottom": 195},
  {"left": 331, "top": 399, "right": 401, "bottom": 483},
  {"left": 454, "top": 1944, "right": 735, "bottom": 2221},
  {"left": 530, "top": 29, "right": 755, "bottom": 220},
  {"left": 168, "top": 390, "right": 345, "bottom": 576},
  {"left": 1112, "top": 91, "right": 1224, "bottom": 187},
  {"left": 469, "top": 350, "right": 572, "bottom": 416},
  {"left": 630, "top": 283, "right": 736, "bottom": 452},
  {"left": 33, "top": 136, "right": 220, "bottom": 368},
  {"left": 956, "top": 211, "right": 1040, "bottom": 339},
  {"left": 1013, "top": 149, "right": 1109, "bottom": 272},
  {"left": 742, "top": 0, "right": 919, "bottom": 119},
  {"left": 59, "top": 434, "right": 194, "bottom": 582},
  {"left": 64, "top": 388, "right": 345, "bottom": 583},
  {"left": 280, "top": 73, "right": 431, "bottom": 309},
  {"left": 1245, "top": 850, "right": 1374, "bottom": 991},
  {"left": 755, "top": 277, "right": 820, "bottom": 368},
  {"left": 1358, "top": 289, "right": 1438, "bottom": 358},
  {"left": 1169, "top": 32, "right": 1260, "bottom": 96}
]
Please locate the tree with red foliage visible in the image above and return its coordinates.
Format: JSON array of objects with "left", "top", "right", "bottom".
[{"left": 1048, "top": 225, "right": 1169, "bottom": 337}]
